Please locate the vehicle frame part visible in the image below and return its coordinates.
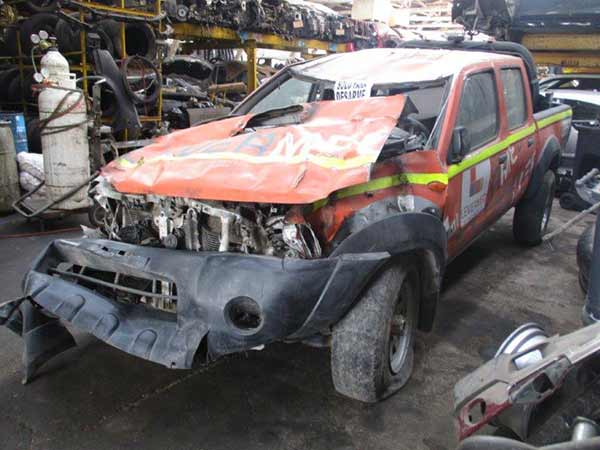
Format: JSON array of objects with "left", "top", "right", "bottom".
[
  {"left": 454, "top": 322, "right": 600, "bottom": 440},
  {"left": 0, "top": 238, "right": 389, "bottom": 376}
]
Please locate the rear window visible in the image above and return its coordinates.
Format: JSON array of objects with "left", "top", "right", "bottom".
[{"left": 501, "top": 68, "right": 528, "bottom": 129}]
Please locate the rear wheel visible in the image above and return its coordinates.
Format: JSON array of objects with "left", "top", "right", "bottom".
[
  {"left": 331, "top": 261, "right": 419, "bottom": 402},
  {"left": 513, "top": 171, "right": 556, "bottom": 246}
]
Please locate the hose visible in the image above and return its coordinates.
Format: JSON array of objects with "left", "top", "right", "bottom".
[
  {"left": 37, "top": 86, "right": 88, "bottom": 136},
  {"left": 542, "top": 200, "right": 600, "bottom": 242}
]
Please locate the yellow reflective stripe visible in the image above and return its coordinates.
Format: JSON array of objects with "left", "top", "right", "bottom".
[
  {"left": 535, "top": 109, "right": 573, "bottom": 129},
  {"left": 337, "top": 173, "right": 448, "bottom": 199},
  {"left": 311, "top": 172, "right": 448, "bottom": 211},
  {"left": 447, "top": 124, "right": 536, "bottom": 179},
  {"left": 116, "top": 151, "right": 378, "bottom": 171}
]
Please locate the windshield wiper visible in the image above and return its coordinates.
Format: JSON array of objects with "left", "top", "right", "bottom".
[{"left": 244, "top": 104, "right": 305, "bottom": 129}]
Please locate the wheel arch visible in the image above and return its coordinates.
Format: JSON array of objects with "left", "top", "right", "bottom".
[
  {"left": 330, "top": 209, "right": 447, "bottom": 332},
  {"left": 522, "top": 136, "right": 561, "bottom": 201}
]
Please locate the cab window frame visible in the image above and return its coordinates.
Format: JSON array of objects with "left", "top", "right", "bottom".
[
  {"left": 455, "top": 69, "right": 500, "bottom": 155},
  {"left": 500, "top": 67, "right": 528, "bottom": 131}
]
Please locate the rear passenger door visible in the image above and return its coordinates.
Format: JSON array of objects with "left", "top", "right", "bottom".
[
  {"left": 497, "top": 67, "right": 536, "bottom": 209},
  {"left": 445, "top": 70, "right": 506, "bottom": 255}
]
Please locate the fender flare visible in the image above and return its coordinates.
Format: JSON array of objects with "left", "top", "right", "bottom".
[
  {"left": 331, "top": 211, "right": 447, "bottom": 332},
  {"left": 522, "top": 136, "right": 561, "bottom": 201}
]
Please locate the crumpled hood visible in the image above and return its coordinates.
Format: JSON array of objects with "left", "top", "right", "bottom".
[{"left": 102, "top": 95, "right": 406, "bottom": 204}]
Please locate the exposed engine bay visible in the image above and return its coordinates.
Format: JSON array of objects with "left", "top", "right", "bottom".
[{"left": 92, "top": 178, "right": 322, "bottom": 260}]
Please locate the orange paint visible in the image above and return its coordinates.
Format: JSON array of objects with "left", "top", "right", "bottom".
[{"left": 102, "top": 96, "right": 406, "bottom": 204}]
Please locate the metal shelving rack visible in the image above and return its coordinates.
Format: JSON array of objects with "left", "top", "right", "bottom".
[
  {"left": 1, "top": 0, "right": 164, "bottom": 130},
  {"left": 172, "top": 23, "right": 353, "bottom": 93}
]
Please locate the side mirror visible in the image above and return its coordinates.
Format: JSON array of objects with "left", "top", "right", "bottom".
[{"left": 450, "top": 126, "right": 471, "bottom": 163}]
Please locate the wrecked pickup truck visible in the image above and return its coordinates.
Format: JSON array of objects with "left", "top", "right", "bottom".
[{"left": 0, "top": 41, "right": 572, "bottom": 402}]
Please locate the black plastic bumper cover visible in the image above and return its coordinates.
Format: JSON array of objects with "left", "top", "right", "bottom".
[{"left": 2, "top": 238, "right": 388, "bottom": 372}]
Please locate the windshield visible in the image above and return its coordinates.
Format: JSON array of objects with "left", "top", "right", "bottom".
[
  {"left": 249, "top": 76, "right": 316, "bottom": 114},
  {"left": 235, "top": 69, "right": 452, "bottom": 154}
]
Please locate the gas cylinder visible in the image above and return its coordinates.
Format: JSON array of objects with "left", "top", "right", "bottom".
[
  {"left": 0, "top": 121, "right": 20, "bottom": 213},
  {"left": 38, "top": 47, "right": 90, "bottom": 210}
]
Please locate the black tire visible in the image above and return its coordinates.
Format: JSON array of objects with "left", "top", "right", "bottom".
[
  {"left": 513, "top": 171, "right": 556, "bottom": 246},
  {"left": 19, "top": 13, "right": 60, "bottom": 54},
  {"left": 124, "top": 23, "right": 156, "bottom": 59},
  {"left": 24, "top": 0, "right": 58, "bottom": 13},
  {"left": 95, "top": 20, "right": 121, "bottom": 57},
  {"left": 120, "top": 55, "right": 162, "bottom": 105},
  {"left": 331, "top": 261, "right": 420, "bottom": 403},
  {"left": 577, "top": 223, "right": 595, "bottom": 294}
]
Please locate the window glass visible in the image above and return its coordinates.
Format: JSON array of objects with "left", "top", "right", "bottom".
[
  {"left": 456, "top": 72, "right": 499, "bottom": 152},
  {"left": 249, "top": 77, "right": 314, "bottom": 114},
  {"left": 501, "top": 68, "right": 527, "bottom": 129}
]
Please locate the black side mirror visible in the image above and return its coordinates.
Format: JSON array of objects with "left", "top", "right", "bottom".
[{"left": 450, "top": 126, "right": 471, "bottom": 163}]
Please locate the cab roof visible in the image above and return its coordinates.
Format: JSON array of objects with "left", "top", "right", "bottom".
[{"left": 294, "top": 48, "right": 519, "bottom": 85}]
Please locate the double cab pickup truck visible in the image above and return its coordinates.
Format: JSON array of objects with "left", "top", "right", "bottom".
[{"left": 0, "top": 40, "right": 572, "bottom": 402}]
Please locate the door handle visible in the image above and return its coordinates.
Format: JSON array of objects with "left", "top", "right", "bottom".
[
  {"left": 528, "top": 137, "right": 535, "bottom": 147},
  {"left": 499, "top": 154, "right": 508, "bottom": 164}
]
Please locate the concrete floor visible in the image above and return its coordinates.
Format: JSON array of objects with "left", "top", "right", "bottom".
[{"left": 0, "top": 203, "right": 592, "bottom": 450}]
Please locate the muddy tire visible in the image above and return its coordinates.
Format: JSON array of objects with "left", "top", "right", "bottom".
[
  {"left": 331, "top": 261, "right": 419, "bottom": 403},
  {"left": 577, "top": 223, "right": 595, "bottom": 294},
  {"left": 513, "top": 171, "right": 556, "bottom": 246}
]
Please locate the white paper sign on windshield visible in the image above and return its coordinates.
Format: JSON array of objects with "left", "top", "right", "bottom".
[{"left": 333, "top": 80, "right": 373, "bottom": 101}]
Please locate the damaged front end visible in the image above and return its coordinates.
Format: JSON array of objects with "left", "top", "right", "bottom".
[
  {"left": 1, "top": 237, "right": 388, "bottom": 383},
  {"left": 92, "top": 177, "right": 323, "bottom": 260},
  {"left": 1, "top": 87, "right": 449, "bottom": 382}
]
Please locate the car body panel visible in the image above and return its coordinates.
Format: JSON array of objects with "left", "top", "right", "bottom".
[{"left": 102, "top": 96, "right": 406, "bottom": 204}]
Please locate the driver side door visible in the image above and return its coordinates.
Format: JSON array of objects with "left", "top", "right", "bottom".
[{"left": 444, "top": 69, "right": 508, "bottom": 258}]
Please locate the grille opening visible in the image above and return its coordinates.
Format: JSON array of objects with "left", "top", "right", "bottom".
[{"left": 50, "top": 263, "right": 178, "bottom": 313}]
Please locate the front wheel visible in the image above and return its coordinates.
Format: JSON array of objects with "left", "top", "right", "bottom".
[
  {"left": 513, "top": 171, "right": 556, "bottom": 246},
  {"left": 331, "top": 261, "right": 419, "bottom": 403}
]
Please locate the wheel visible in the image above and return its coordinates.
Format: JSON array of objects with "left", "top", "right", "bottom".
[
  {"left": 577, "top": 223, "right": 595, "bottom": 294},
  {"left": 513, "top": 171, "right": 556, "bottom": 246},
  {"left": 331, "top": 261, "right": 420, "bottom": 403}
]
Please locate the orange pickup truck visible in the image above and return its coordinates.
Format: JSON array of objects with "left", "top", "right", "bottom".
[{"left": 1, "top": 40, "right": 572, "bottom": 402}]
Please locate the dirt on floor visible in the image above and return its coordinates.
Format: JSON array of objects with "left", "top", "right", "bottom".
[{"left": 0, "top": 202, "right": 592, "bottom": 450}]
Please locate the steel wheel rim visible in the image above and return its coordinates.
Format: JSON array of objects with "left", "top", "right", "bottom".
[{"left": 389, "top": 296, "right": 411, "bottom": 375}]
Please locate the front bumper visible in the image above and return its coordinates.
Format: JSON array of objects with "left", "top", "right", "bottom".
[{"left": 1, "top": 238, "right": 387, "bottom": 377}]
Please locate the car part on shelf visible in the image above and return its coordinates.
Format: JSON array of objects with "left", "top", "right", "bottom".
[
  {"left": 452, "top": 0, "right": 600, "bottom": 41},
  {"left": 121, "top": 55, "right": 162, "bottom": 105},
  {"left": 24, "top": 0, "right": 59, "bottom": 13},
  {"left": 91, "top": 49, "right": 141, "bottom": 137},
  {"left": 124, "top": 22, "right": 156, "bottom": 59}
]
